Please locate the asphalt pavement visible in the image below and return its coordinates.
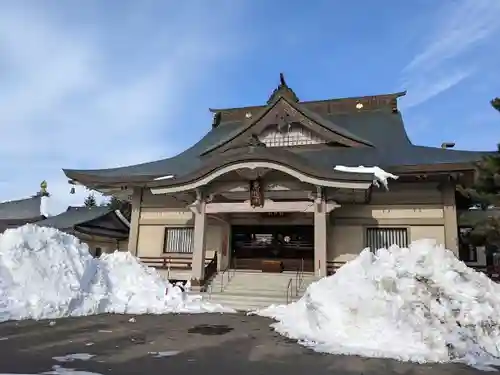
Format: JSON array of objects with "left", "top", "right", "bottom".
[{"left": 0, "top": 313, "right": 489, "bottom": 375}]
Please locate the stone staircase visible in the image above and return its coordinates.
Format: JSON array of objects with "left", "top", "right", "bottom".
[{"left": 203, "top": 270, "right": 319, "bottom": 312}]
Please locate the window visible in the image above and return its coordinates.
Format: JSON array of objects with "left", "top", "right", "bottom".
[
  {"left": 163, "top": 227, "right": 194, "bottom": 253},
  {"left": 365, "top": 227, "right": 409, "bottom": 250},
  {"left": 258, "top": 124, "right": 327, "bottom": 147}
]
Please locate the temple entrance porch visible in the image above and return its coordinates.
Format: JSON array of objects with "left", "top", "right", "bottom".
[
  {"left": 147, "top": 164, "right": 373, "bottom": 285},
  {"left": 188, "top": 198, "right": 339, "bottom": 284},
  {"left": 231, "top": 223, "right": 315, "bottom": 273}
]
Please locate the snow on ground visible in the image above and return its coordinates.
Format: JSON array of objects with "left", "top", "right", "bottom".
[
  {"left": 0, "top": 225, "right": 234, "bottom": 322},
  {"left": 52, "top": 354, "right": 94, "bottom": 363},
  {"left": 1, "top": 366, "right": 104, "bottom": 375},
  {"left": 254, "top": 239, "right": 500, "bottom": 370}
]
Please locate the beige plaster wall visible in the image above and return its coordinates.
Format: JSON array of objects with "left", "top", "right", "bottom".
[
  {"left": 136, "top": 207, "right": 228, "bottom": 270},
  {"left": 74, "top": 233, "right": 129, "bottom": 257},
  {"left": 135, "top": 182, "right": 453, "bottom": 267},
  {"left": 409, "top": 226, "right": 445, "bottom": 245},
  {"left": 327, "top": 182, "right": 446, "bottom": 262}
]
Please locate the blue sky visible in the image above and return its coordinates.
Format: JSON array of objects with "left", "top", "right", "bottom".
[{"left": 0, "top": 0, "right": 499, "bottom": 213}]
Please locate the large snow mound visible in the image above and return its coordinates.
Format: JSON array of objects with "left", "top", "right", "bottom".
[
  {"left": 255, "top": 239, "right": 500, "bottom": 370},
  {"left": 0, "top": 225, "right": 234, "bottom": 322}
]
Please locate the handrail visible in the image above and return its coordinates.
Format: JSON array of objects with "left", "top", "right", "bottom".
[
  {"left": 202, "top": 253, "right": 218, "bottom": 292},
  {"left": 293, "top": 258, "right": 304, "bottom": 297},
  {"left": 219, "top": 256, "right": 237, "bottom": 292},
  {"left": 285, "top": 277, "right": 294, "bottom": 304}
]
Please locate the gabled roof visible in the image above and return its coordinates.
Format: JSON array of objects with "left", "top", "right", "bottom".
[
  {"left": 0, "top": 195, "right": 45, "bottom": 220},
  {"left": 62, "top": 76, "right": 492, "bottom": 187},
  {"left": 201, "top": 96, "right": 374, "bottom": 156},
  {"left": 35, "top": 206, "right": 128, "bottom": 230},
  {"left": 35, "top": 206, "right": 130, "bottom": 239}
]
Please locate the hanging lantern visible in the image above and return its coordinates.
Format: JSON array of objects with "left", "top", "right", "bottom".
[{"left": 70, "top": 186, "right": 75, "bottom": 194}]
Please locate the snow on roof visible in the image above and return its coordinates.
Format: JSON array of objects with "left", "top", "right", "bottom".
[{"left": 334, "top": 165, "right": 398, "bottom": 189}]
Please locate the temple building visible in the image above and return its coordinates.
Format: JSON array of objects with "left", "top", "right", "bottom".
[
  {"left": 35, "top": 206, "right": 130, "bottom": 257},
  {"left": 63, "top": 74, "right": 489, "bottom": 286},
  {"left": 0, "top": 182, "right": 49, "bottom": 233}
]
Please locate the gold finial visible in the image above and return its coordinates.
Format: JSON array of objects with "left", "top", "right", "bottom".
[{"left": 39, "top": 180, "right": 49, "bottom": 197}]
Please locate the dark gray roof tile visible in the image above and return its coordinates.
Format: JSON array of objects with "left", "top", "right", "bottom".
[
  {"left": 63, "top": 106, "right": 492, "bottom": 182},
  {"left": 0, "top": 196, "right": 44, "bottom": 220},
  {"left": 35, "top": 206, "right": 113, "bottom": 230}
]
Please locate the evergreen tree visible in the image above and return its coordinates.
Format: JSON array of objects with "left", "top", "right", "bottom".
[
  {"left": 84, "top": 193, "right": 97, "bottom": 207},
  {"left": 491, "top": 97, "right": 500, "bottom": 112},
  {"left": 107, "top": 196, "right": 131, "bottom": 221},
  {"left": 459, "top": 97, "right": 500, "bottom": 247}
]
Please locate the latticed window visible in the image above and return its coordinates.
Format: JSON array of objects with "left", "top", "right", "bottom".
[
  {"left": 258, "top": 124, "right": 326, "bottom": 147},
  {"left": 163, "top": 227, "right": 194, "bottom": 253},
  {"left": 365, "top": 227, "right": 408, "bottom": 250}
]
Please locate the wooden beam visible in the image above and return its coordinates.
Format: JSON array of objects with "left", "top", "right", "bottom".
[{"left": 193, "top": 199, "right": 340, "bottom": 214}]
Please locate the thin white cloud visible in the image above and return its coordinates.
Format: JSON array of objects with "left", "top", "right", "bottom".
[
  {"left": 0, "top": 2, "right": 248, "bottom": 214},
  {"left": 400, "top": 0, "right": 500, "bottom": 109},
  {"left": 400, "top": 68, "right": 474, "bottom": 109}
]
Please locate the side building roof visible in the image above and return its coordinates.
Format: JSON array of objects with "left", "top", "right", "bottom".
[
  {"left": 0, "top": 195, "right": 45, "bottom": 220},
  {"left": 35, "top": 206, "right": 130, "bottom": 240}
]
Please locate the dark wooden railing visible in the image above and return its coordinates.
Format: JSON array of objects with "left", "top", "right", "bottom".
[
  {"left": 141, "top": 254, "right": 218, "bottom": 289},
  {"left": 202, "top": 253, "right": 218, "bottom": 289},
  {"left": 140, "top": 255, "right": 212, "bottom": 270}
]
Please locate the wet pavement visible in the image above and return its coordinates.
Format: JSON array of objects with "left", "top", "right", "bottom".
[{"left": 0, "top": 313, "right": 491, "bottom": 375}]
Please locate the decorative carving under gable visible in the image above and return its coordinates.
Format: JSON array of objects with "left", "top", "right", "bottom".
[
  {"left": 228, "top": 185, "right": 248, "bottom": 192},
  {"left": 245, "top": 134, "right": 267, "bottom": 148},
  {"left": 258, "top": 123, "right": 327, "bottom": 147},
  {"left": 267, "top": 184, "right": 291, "bottom": 191},
  {"left": 235, "top": 98, "right": 364, "bottom": 149},
  {"left": 236, "top": 167, "right": 270, "bottom": 180},
  {"left": 249, "top": 178, "right": 264, "bottom": 208}
]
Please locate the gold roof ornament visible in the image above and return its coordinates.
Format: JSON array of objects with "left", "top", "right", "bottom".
[{"left": 40, "top": 180, "right": 49, "bottom": 197}]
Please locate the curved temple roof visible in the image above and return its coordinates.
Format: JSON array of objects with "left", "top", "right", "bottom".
[{"left": 63, "top": 77, "right": 492, "bottom": 190}]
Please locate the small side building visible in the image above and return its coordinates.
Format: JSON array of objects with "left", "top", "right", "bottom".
[
  {"left": 0, "top": 184, "right": 49, "bottom": 233},
  {"left": 35, "top": 206, "right": 130, "bottom": 257}
]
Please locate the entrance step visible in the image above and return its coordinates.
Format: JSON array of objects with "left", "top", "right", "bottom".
[{"left": 204, "top": 270, "right": 319, "bottom": 311}]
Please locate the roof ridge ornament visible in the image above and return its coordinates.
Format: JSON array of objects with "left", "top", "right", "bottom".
[
  {"left": 212, "top": 112, "right": 222, "bottom": 128},
  {"left": 267, "top": 73, "right": 300, "bottom": 105}
]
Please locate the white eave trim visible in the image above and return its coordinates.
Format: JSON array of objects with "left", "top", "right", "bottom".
[{"left": 150, "top": 161, "right": 372, "bottom": 195}]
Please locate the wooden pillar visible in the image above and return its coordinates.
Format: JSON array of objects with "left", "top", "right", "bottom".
[
  {"left": 442, "top": 181, "right": 459, "bottom": 256},
  {"left": 191, "top": 198, "right": 207, "bottom": 284},
  {"left": 127, "top": 188, "right": 142, "bottom": 256},
  {"left": 314, "top": 198, "right": 328, "bottom": 278}
]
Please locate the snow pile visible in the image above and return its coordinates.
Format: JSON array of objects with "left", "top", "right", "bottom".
[
  {"left": 255, "top": 239, "right": 500, "bottom": 369},
  {"left": 0, "top": 225, "right": 233, "bottom": 322},
  {"left": 334, "top": 165, "right": 398, "bottom": 189}
]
